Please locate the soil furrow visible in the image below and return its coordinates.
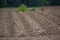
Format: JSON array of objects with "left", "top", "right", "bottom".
[
  {"left": 18, "top": 12, "right": 45, "bottom": 37},
  {"left": 11, "top": 12, "right": 26, "bottom": 37},
  {"left": 36, "top": 10, "right": 60, "bottom": 26},
  {"left": 0, "top": 11, "right": 15, "bottom": 37},
  {"left": 28, "top": 12, "right": 60, "bottom": 35}
]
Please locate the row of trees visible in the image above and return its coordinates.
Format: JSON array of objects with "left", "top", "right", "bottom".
[{"left": 0, "top": 0, "right": 60, "bottom": 7}]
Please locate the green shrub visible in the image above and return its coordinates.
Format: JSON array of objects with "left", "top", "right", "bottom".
[{"left": 17, "top": 4, "right": 29, "bottom": 12}]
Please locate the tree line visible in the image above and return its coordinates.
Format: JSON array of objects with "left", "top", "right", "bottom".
[{"left": 0, "top": 0, "right": 60, "bottom": 8}]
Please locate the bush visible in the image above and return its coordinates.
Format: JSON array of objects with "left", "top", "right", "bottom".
[{"left": 17, "top": 4, "right": 29, "bottom": 12}]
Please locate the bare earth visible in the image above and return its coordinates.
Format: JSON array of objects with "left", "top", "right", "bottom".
[{"left": 0, "top": 6, "right": 60, "bottom": 40}]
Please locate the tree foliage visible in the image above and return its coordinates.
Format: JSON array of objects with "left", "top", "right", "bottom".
[{"left": 0, "top": 0, "right": 60, "bottom": 7}]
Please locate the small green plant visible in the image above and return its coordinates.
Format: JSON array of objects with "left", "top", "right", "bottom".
[{"left": 17, "top": 4, "right": 29, "bottom": 12}]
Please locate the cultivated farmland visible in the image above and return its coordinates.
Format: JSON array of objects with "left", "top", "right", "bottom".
[{"left": 0, "top": 6, "right": 60, "bottom": 40}]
